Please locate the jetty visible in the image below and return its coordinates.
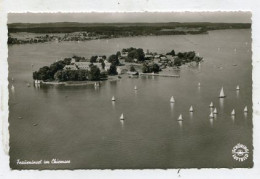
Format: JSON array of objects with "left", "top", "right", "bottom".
[{"left": 139, "top": 73, "right": 180, "bottom": 78}]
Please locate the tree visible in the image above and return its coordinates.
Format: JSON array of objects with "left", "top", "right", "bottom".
[
  {"left": 152, "top": 63, "right": 160, "bottom": 73},
  {"left": 90, "top": 56, "right": 98, "bottom": 63},
  {"left": 37, "top": 66, "right": 51, "bottom": 81},
  {"left": 116, "top": 51, "right": 121, "bottom": 58},
  {"left": 108, "top": 54, "right": 119, "bottom": 66},
  {"left": 166, "top": 50, "right": 175, "bottom": 56},
  {"left": 101, "top": 61, "right": 105, "bottom": 70},
  {"left": 100, "top": 71, "right": 108, "bottom": 79},
  {"left": 142, "top": 63, "right": 151, "bottom": 73},
  {"left": 127, "top": 48, "right": 145, "bottom": 62},
  {"left": 177, "top": 52, "right": 184, "bottom": 58},
  {"left": 108, "top": 64, "right": 118, "bottom": 75},
  {"left": 174, "top": 57, "right": 182, "bottom": 66},
  {"left": 130, "top": 65, "right": 136, "bottom": 72},
  {"left": 88, "top": 65, "right": 100, "bottom": 81}
]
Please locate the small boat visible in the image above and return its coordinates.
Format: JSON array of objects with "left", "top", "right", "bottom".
[
  {"left": 219, "top": 87, "right": 226, "bottom": 98},
  {"left": 209, "top": 112, "right": 214, "bottom": 118},
  {"left": 231, "top": 109, "right": 235, "bottom": 116},
  {"left": 213, "top": 108, "right": 218, "bottom": 114},
  {"left": 112, "top": 96, "right": 116, "bottom": 101},
  {"left": 218, "top": 47, "right": 220, "bottom": 51},
  {"left": 27, "top": 83, "right": 31, "bottom": 87},
  {"left": 18, "top": 116, "right": 22, "bottom": 119},
  {"left": 134, "top": 86, "right": 138, "bottom": 90},
  {"left": 236, "top": 85, "right": 240, "bottom": 90},
  {"left": 33, "top": 123, "right": 38, "bottom": 126},
  {"left": 209, "top": 102, "right": 214, "bottom": 108},
  {"left": 11, "top": 85, "right": 15, "bottom": 90},
  {"left": 234, "top": 48, "right": 237, "bottom": 52},
  {"left": 177, "top": 114, "right": 183, "bottom": 121},
  {"left": 120, "top": 113, "right": 124, "bottom": 120},
  {"left": 11, "top": 77, "right": 14, "bottom": 81},
  {"left": 244, "top": 106, "right": 248, "bottom": 113},
  {"left": 189, "top": 106, "right": 194, "bottom": 112},
  {"left": 170, "top": 96, "right": 175, "bottom": 103},
  {"left": 198, "top": 82, "right": 201, "bottom": 87}
]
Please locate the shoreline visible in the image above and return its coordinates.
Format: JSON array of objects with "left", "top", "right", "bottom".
[{"left": 7, "top": 28, "right": 250, "bottom": 46}]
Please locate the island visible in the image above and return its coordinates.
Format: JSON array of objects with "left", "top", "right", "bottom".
[{"left": 33, "top": 47, "right": 203, "bottom": 85}]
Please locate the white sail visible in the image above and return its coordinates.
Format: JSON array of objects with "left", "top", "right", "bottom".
[
  {"left": 244, "top": 106, "right": 248, "bottom": 113},
  {"left": 178, "top": 114, "right": 183, "bottom": 121},
  {"left": 112, "top": 96, "right": 116, "bottom": 101},
  {"left": 11, "top": 85, "right": 15, "bottom": 90},
  {"left": 189, "top": 106, "right": 194, "bottom": 112},
  {"left": 134, "top": 85, "right": 137, "bottom": 90},
  {"left": 120, "top": 113, "right": 124, "bottom": 120},
  {"left": 209, "top": 112, "right": 214, "bottom": 118},
  {"left": 213, "top": 108, "right": 218, "bottom": 114},
  {"left": 236, "top": 85, "right": 240, "bottom": 90},
  {"left": 170, "top": 96, "right": 175, "bottom": 103},
  {"left": 219, "top": 87, "right": 226, "bottom": 98},
  {"left": 198, "top": 82, "right": 201, "bottom": 87},
  {"left": 209, "top": 102, "right": 214, "bottom": 108},
  {"left": 231, "top": 109, "right": 235, "bottom": 116}
]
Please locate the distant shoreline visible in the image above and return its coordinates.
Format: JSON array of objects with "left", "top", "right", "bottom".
[{"left": 8, "top": 22, "right": 251, "bottom": 45}]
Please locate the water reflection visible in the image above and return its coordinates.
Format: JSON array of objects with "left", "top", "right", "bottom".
[
  {"left": 11, "top": 85, "right": 15, "bottom": 94},
  {"left": 236, "top": 90, "right": 239, "bottom": 98},
  {"left": 189, "top": 112, "right": 193, "bottom": 119},
  {"left": 244, "top": 112, "right": 248, "bottom": 119},
  {"left": 170, "top": 103, "right": 174, "bottom": 113},
  {"left": 219, "top": 98, "right": 224, "bottom": 109},
  {"left": 120, "top": 120, "right": 125, "bottom": 130},
  {"left": 111, "top": 101, "right": 115, "bottom": 109},
  {"left": 209, "top": 118, "right": 214, "bottom": 127},
  {"left": 231, "top": 116, "right": 235, "bottom": 123},
  {"left": 178, "top": 121, "right": 183, "bottom": 129}
]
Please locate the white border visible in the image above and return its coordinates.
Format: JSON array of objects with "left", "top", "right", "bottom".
[{"left": 1, "top": 0, "right": 260, "bottom": 179}]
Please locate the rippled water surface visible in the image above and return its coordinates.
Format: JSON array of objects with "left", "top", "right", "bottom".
[{"left": 9, "top": 29, "right": 252, "bottom": 169}]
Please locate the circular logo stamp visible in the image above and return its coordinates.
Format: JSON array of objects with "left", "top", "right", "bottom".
[{"left": 232, "top": 143, "right": 249, "bottom": 162}]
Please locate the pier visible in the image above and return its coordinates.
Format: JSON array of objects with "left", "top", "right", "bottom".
[{"left": 139, "top": 73, "right": 180, "bottom": 78}]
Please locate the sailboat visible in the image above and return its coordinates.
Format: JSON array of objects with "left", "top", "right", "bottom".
[
  {"left": 11, "top": 84, "right": 15, "bottom": 90},
  {"left": 177, "top": 114, "right": 183, "bottom": 121},
  {"left": 120, "top": 113, "right": 124, "bottom": 120},
  {"left": 209, "top": 102, "right": 214, "bottom": 108},
  {"left": 213, "top": 108, "right": 218, "bottom": 114},
  {"left": 236, "top": 85, "right": 240, "bottom": 90},
  {"left": 111, "top": 96, "right": 116, "bottom": 101},
  {"left": 244, "top": 106, "right": 248, "bottom": 113},
  {"left": 198, "top": 82, "right": 201, "bottom": 87},
  {"left": 231, "top": 109, "right": 235, "bottom": 116},
  {"left": 219, "top": 87, "right": 226, "bottom": 98},
  {"left": 189, "top": 106, "right": 194, "bottom": 112},
  {"left": 209, "top": 112, "right": 214, "bottom": 118},
  {"left": 170, "top": 96, "right": 175, "bottom": 103},
  {"left": 134, "top": 85, "right": 138, "bottom": 90}
]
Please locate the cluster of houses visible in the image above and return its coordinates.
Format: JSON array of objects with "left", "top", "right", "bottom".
[
  {"left": 119, "top": 50, "right": 180, "bottom": 69},
  {"left": 63, "top": 56, "right": 124, "bottom": 74}
]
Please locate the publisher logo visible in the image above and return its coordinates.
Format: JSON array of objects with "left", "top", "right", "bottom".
[{"left": 232, "top": 143, "right": 249, "bottom": 162}]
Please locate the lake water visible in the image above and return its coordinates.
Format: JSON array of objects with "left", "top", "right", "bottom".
[{"left": 8, "top": 29, "right": 252, "bottom": 169}]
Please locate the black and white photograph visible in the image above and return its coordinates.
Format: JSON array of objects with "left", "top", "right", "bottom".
[{"left": 6, "top": 11, "right": 253, "bottom": 170}]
